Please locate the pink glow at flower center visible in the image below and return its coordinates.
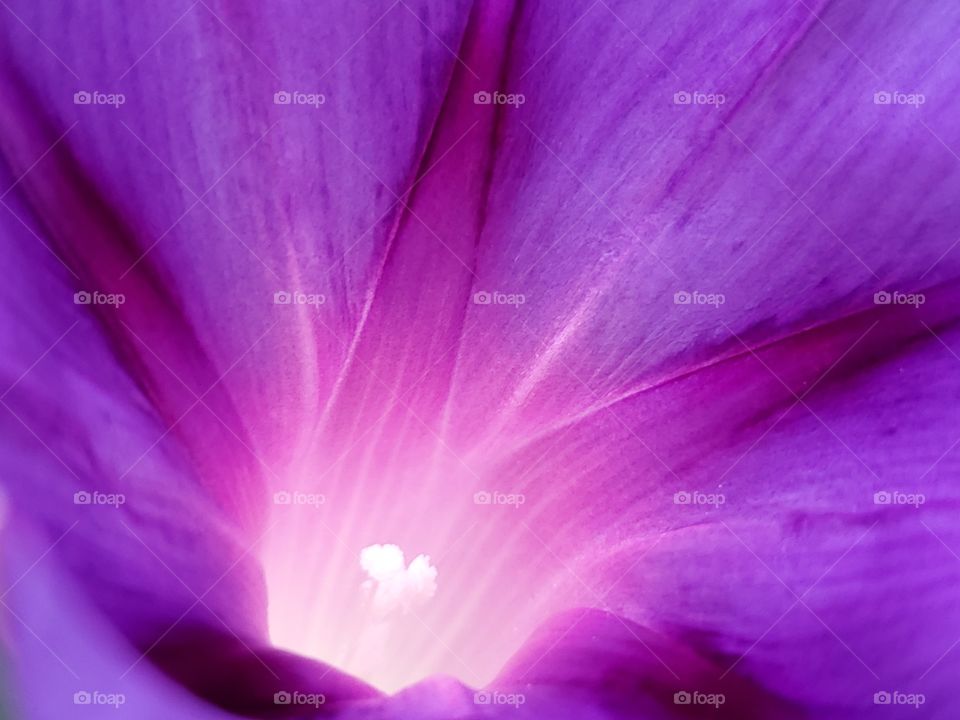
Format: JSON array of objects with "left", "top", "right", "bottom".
[
  {"left": 261, "top": 458, "right": 566, "bottom": 694},
  {"left": 268, "top": 539, "right": 462, "bottom": 693}
]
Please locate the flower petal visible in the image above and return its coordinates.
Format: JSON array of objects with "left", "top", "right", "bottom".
[
  {"left": 0, "top": 0, "right": 474, "bottom": 474},
  {"left": 466, "top": 287, "right": 960, "bottom": 715},
  {"left": 440, "top": 0, "right": 960, "bottom": 448},
  {"left": 0, "top": 0, "right": 471, "bottom": 708}
]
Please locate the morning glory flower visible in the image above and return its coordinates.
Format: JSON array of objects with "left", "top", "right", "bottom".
[{"left": 1, "top": 1, "right": 959, "bottom": 718}]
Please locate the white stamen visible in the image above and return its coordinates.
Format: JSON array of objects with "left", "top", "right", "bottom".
[{"left": 360, "top": 543, "right": 437, "bottom": 617}]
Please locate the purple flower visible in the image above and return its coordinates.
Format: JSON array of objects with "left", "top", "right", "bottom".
[{"left": 1, "top": 1, "right": 959, "bottom": 717}]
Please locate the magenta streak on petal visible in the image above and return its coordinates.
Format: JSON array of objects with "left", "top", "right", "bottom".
[
  {"left": 264, "top": 0, "right": 529, "bottom": 692},
  {"left": 0, "top": 69, "right": 268, "bottom": 525}
]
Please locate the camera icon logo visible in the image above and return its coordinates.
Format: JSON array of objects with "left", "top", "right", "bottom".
[
  {"left": 673, "top": 491, "right": 691, "bottom": 505},
  {"left": 873, "top": 91, "right": 892, "bottom": 105},
  {"left": 473, "top": 291, "right": 492, "bottom": 305},
  {"left": 274, "top": 291, "right": 291, "bottom": 305},
  {"left": 73, "top": 91, "right": 92, "bottom": 105},
  {"left": 473, "top": 91, "right": 492, "bottom": 105},
  {"left": 74, "top": 291, "right": 92, "bottom": 305},
  {"left": 74, "top": 491, "right": 92, "bottom": 505},
  {"left": 873, "top": 691, "right": 891, "bottom": 705},
  {"left": 673, "top": 291, "right": 691, "bottom": 305},
  {"left": 473, "top": 491, "right": 492, "bottom": 505},
  {"left": 673, "top": 691, "right": 692, "bottom": 705},
  {"left": 473, "top": 691, "right": 491, "bottom": 705},
  {"left": 274, "top": 691, "right": 292, "bottom": 705},
  {"left": 873, "top": 491, "right": 892, "bottom": 505},
  {"left": 273, "top": 491, "right": 292, "bottom": 505},
  {"left": 73, "top": 691, "right": 92, "bottom": 705},
  {"left": 873, "top": 290, "right": 891, "bottom": 305},
  {"left": 673, "top": 91, "right": 692, "bottom": 105},
  {"left": 273, "top": 91, "right": 291, "bottom": 105}
]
